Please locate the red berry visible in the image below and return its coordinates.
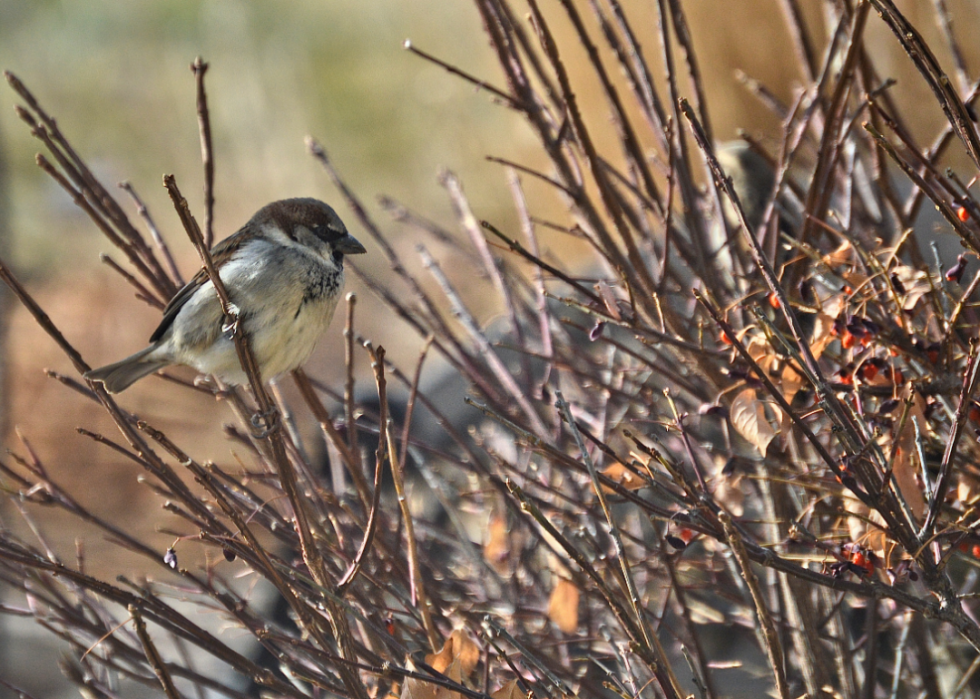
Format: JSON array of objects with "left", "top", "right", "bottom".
[{"left": 969, "top": 404, "right": 980, "bottom": 424}]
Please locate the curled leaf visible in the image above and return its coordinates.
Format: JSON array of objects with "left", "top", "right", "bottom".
[
  {"left": 891, "top": 263, "right": 931, "bottom": 310},
  {"left": 730, "top": 388, "right": 783, "bottom": 456}
]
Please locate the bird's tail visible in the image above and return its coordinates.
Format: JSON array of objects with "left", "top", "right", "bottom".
[{"left": 84, "top": 346, "right": 170, "bottom": 394}]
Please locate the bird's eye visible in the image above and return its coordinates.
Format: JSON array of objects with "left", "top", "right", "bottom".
[{"left": 314, "top": 224, "right": 341, "bottom": 242}]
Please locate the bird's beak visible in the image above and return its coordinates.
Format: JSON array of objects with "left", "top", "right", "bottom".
[{"left": 336, "top": 234, "right": 367, "bottom": 255}]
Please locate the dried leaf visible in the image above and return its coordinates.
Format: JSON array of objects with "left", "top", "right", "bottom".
[
  {"left": 809, "top": 313, "right": 836, "bottom": 361},
  {"left": 745, "top": 334, "right": 775, "bottom": 372},
  {"left": 744, "top": 334, "right": 805, "bottom": 405},
  {"left": 401, "top": 659, "right": 440, "bottom": 699},
  {"left": 958, "top": 473, "right": 980, "bottom": 505},
  {"left": 730, "top": 388, "right": 782, "bottom": 456},
  {"left": 810, "top": 293, "right": 846, "bottom": 361},
  {"left": 891, "top": 444, "right": 926, "bottom": 521},
  {"left": 712, "top": 470, "right": 745, "bottom": 517},
  {"left": 780, "top": 361, "right": 805, "bottom": 406},
  {"left": 892, "top": 387, "right": 928, "bottom": 521},
  {"left": 843, "top": 389, "right": 925, "bottom": 565},
  {"left": 891, "top": 263, "right": 931, "bottom": 310},
  {"left": 426, "top": 629, "right": 480, "bottom": 677},
  {"left": 548, "top": 578, "right": 580, "bottom": 633},
  {"left": 600, "top": 461, "right": 645, "bottom": 491},
  {"left": 491, "top": 680, "right": 526, "bottom": 699},
  {"left": 841, "top": 269, "right": 869, "bottom": 293},
  {"left": 439, "top": 657, "right": 463, "bottom": 697},
  {"left": 483, "top": 514, "right": 510, "bottom": 574},
  {"left": 845, "top": 501, "right": 896, "bottom": 565},
  {"left": 823, "top": 240, "right": 856, "bottom": 268},
  {"left": 401, "top": 679, "right": 437, "bottom": 699}
]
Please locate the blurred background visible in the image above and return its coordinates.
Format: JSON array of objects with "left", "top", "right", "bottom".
[{"left": 2, "top": 0, "right": 980, "bottom": 696}]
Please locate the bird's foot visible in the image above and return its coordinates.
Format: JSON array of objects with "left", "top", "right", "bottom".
[
  {"left": 221, "top": 304, "right": 242, "bottom": 339},
  {"left": 250, "top": 406, "right": 281, "bottom": 439}
]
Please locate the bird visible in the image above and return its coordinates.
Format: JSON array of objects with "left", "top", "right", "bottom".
[{"left": 85, "top": 197, "right": 366, "bottom": 393}]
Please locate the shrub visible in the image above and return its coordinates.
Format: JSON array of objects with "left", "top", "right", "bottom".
[{"left": 4, "top": 2, "right": 980, "bottom": 698}]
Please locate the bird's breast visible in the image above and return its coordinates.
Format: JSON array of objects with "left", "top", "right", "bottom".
[
  {"left": 243, "top": 254, "right": 344, "bottom": 377},
  {"left": 168, "top": 242, "right": 345, "bottom": 382}
]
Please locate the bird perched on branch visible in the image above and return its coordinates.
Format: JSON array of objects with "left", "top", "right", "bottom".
[{"left": 85, "top": 198, "right": 365, "bottom": 393}]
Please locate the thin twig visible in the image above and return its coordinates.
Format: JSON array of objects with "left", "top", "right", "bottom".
[
  {"left": 191, "top": 58, "right": 215, "bottom": 250},
  {"left": 718, "top": 511, "right": 789, "bottom": 699},
  {"left": 131, "top": 606, "right": 183, "bottom": 699},
  {"left": 371, "top": 343, "right": 439, "bottom": 652},
  {"left": 335, "top": 351, "right": 388, "bottom": 595}
]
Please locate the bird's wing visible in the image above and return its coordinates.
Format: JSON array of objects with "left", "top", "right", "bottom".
[{"left": 149, "top": 234, "right": 245, "bottom": 343}]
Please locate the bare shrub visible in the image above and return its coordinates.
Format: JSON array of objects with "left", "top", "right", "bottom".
[{"left": 5, "top": 2, "right": 980, "bottom": 698}]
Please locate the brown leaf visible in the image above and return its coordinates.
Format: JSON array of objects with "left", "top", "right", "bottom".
[
  {"left": 809, "top": 313, "right": 837, "bottom": 363},
  {"left": 729, "top": 388, "right": 782, "bottom": 456},
  {"left": 841, "top": 269, "right": 870, "bottom": 293},
  {"left": 712, "top": 470, "right": 745, "bottom": 517},
  {"left": 810, "top": 293, "right": 846, "bottom": 361},
  {"left": 444, "top": 657, "right": 463, "bottom": 683},
  {"left": 426, "top": 629, "right": 480, "bottom": 678},
  {"left": 742, "top": 330, "right": 807, "bottom": 406},
  {"left": 891, "top": 444, "right": 926, "bottom": 521},
  {"left": 434, "top": 657, "right": 464, "bottom": 699},
  {"left": 823, "top": 240, "right": 856, "bottom": 268},
  {"left": 401, "top": 678, "right": 440, "bottom": 699},
  {"left": 845, "top": 501, "right": 896, "bottom": 565},
  {"left": 780, "top": 361, "right": 806, "bottom": 407},
  {"left": 548, "top": 577, "right": 580, "bottom": 633},
  {"left": 600, "top": 461, "right": 645, "bottom": 491},
  {"left": 892, "top": 388, "right": 928, "bottom": 521},
  {"left": 401, "top": 677, "right": 436, "bottom": 699},
  {"left": 958, "top": 472, "right": 980, "bottom": 505},
  {"left": 483, "top": 514, "right": 510, "bottom": 574},
  {"left": 844, "top": 389, "right": 926, "bottom": 565},
  {"left": 491, "top": 680, "right": 526, "bottom": 699},
  {"left": 891, "top": 263, "right": 931, "bottom": 310},
  {"left": 744, "top": 333, "right": 775, "bottom": 372},
  {"left": 401, "top": 659, "right": 440, "bottom": 699}
]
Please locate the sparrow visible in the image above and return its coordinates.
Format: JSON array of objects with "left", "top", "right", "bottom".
[{"left": 85, "top": 198, "right": 366, "bottom": 393}]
